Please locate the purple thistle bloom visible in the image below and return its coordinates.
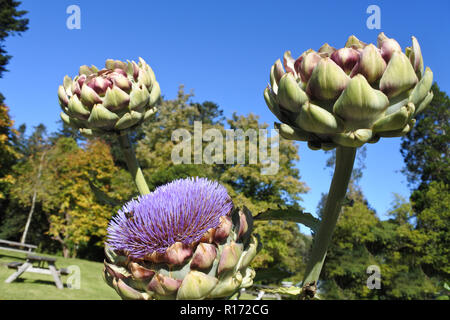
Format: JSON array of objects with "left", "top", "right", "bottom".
[{"left": 106, "top": 177, "right": 233, "bottom": 259}]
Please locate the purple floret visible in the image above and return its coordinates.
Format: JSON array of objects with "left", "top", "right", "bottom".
[{"left": 106, "top": 177, "right": 233, "bottom": 258}]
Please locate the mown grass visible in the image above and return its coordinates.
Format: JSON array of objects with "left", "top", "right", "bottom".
[
  {"left": 0, "top": 249, "right": 119, "bottom": 300},
  {"left": 0, "top": 248, "right": 274, "bottom": 300}
]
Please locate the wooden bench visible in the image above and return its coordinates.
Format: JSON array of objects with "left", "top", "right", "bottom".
[
  {"left": 0, "top": 239, "right": 37, "bottom": 255},
  {"left": 5, "top": 254, "right": 68, "bottom": 289}
]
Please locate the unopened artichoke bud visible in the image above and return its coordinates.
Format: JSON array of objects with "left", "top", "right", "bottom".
[
  {"left": 265, "top": 33, "right": 433, "bottom": 151},
  {"left": 104, "top": 177, "right": 259, "bottom": 300},
  {"left": 58, "top": 57, "right": 161, "bottom": 137}
]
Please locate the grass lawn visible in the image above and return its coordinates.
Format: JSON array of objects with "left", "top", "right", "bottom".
[
  {"left": 0, "top": 249, "right": 120, "bottom": 300},
  {"left": 0, "top": 249, "right": 274, "bottom": 300}
]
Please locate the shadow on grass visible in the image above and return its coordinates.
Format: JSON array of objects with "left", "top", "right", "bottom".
[
  {"left": 5, "top": 277, "right": 66, "bottom": 288},
  {"left": 0, "top": 253, "right": 27, "bottom": 263}
]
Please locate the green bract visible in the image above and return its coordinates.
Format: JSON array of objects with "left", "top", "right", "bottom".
[
  {"left": 58, "top": 58, "right": 160, "bottom": 136},
  {"left": 103, "top": 207, "right": 259, "bottom": 300},
  {"left": 264, "top": 33, "right": 434, "bottom": 150}
]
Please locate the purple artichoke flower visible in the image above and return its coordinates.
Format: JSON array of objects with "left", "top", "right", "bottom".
[
  {"left": 103, "top": 177, "right": 259, "bottom": 300},
  {"left": 106, "top": 177, "right": 233, "bottom": 258}
]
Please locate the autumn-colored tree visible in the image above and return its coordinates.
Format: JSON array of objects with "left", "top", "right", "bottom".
[
  {"left": 44, "top": 138, "right": 124, "bottom": 258},
  {"left": 5, "top": 136, "right": 129, "bottom": 258},
  {"left": 0, "top": 104, "right": 19, "bottom": 200},
  {"left": 0, "top": 103, "right": 19, "bottom": 229}
]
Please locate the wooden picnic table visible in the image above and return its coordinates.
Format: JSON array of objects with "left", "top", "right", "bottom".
[
  {"left": 0, "top": 239, "right": 37, "bottom": 255},
  {"left": 5, "top": 254, "right": 68, "bottom": 289}
]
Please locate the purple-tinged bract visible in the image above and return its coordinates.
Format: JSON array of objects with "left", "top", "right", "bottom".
[{"left": 106, "top": 177, "right": 233, "bottom": 259}]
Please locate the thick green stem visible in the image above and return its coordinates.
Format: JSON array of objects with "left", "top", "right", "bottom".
[
  {"left": 301, "top": 146, "right": 356, "bottom": 298},
  {"left": 118, "top": 131, "right": 150, "bottom": 195}
]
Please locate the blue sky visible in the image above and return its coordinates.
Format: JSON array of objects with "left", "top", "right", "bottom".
[{"left": 1, "top": 0, "right": 449, "bottom": 223}]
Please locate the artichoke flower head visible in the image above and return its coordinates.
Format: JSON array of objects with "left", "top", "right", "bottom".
[
  {"left": 104, "top": 177, "right": 259, "bottom": 300},
  {"left": 58, "top": 57, "right": 160, "bottom": 137},
  {"left": 264, "top": 33, "right": 434, "bottom": 150}
]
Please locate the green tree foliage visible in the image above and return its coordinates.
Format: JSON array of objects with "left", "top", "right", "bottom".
[
  {"left": 401, "top": 83, "right": 449, "bottom": 191},
  {"left": 318, "top": 144, "right": 441, "bottom": 299},
  {"left": 400, "top": 83, "right": 449, "bottom": 280},
  {"left": 0, "top": 0, "right": 28, "bottom": 74},
  {"left": 0, "top": 0, "right": 29, "bottom": 103},
  {"left": 412, "top": 181, "right": 449, "bottom": 277},
  {"left": 320, "top": 191, "right": 438, "bottom": 299},
  {"left": 0, "top": 124, "right": 50, "bottom": 247}
]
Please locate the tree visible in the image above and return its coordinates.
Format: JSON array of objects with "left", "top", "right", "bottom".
[
  {"left": 136, "top": 86, "right": 223, "bottom": 188},
  {"left": 3, "top": 135, "right": 129, "bottom": 259},
  {"left": 0, "top": 124, "right": 48, "bottom": 240},
  {"left": 17, "top": 124, "right": 49, "bottom": 244},
  {"left": 400, "top": 83, "right": 449, "bottom": 210},
  {"left": 0, "top": 103, "right": 19, "bottom": 222},
  {"left": 43, "top": 138, "right": 123, "bottom": 258},
  {"left": 318, "top": 149, "right": 439, "bottom": 299},
  {"left": 0, "top": 0, "right": 29, "bottom": 102},
  {"left": 320, "top": 192, "right": 437, "bottom": 299},
  {"left": 400, "top": 83, "right": 449, "bottom": 279},
  {"left": 412, "top": 181, "right": 449, "bottom": 277},
  {"left": 0, "top": 104, "right": 19, "bottom": 197}
]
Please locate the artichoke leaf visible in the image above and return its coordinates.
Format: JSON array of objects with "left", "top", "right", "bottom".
[
  {"left": 176, "top": 271, "right": 218, "bottom": 300},
  {"left": 332, "top": 129, "right": 373, "bottom": 147},
  {"left": 372, "top": 106, "right": 409, "bottom": 132},
  {"left": 275, "top": 122, "right": 311, "bottom": 141},
  {"left": 88, "top": 104, "right": 120, "bottom": 128},
  {"left": 296, "top": 102, "right": 344, "bottom": 134},
  {"left": 333, "top": 74, "right": 389, "bottom": 122},
  {"left": 415, "top": 91, "right": 434, "bottom": 115},
  {"left": 380, "top": 52, "right": 418, "bottom": 98},
  {"left": 148, "top": 81, "right": 161, "bottom": 106},
  {"left": 103, "top": 86, "right": 130, "bottom": 111},
  {"left": 409, "top": 67, "right": 433, "bottom": 106},
  {"left": 115, "top": 111, "right": 143, "bottom": 130},
  {"left": 277, "top": 73, "right": 308, "bottom": 112}
]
